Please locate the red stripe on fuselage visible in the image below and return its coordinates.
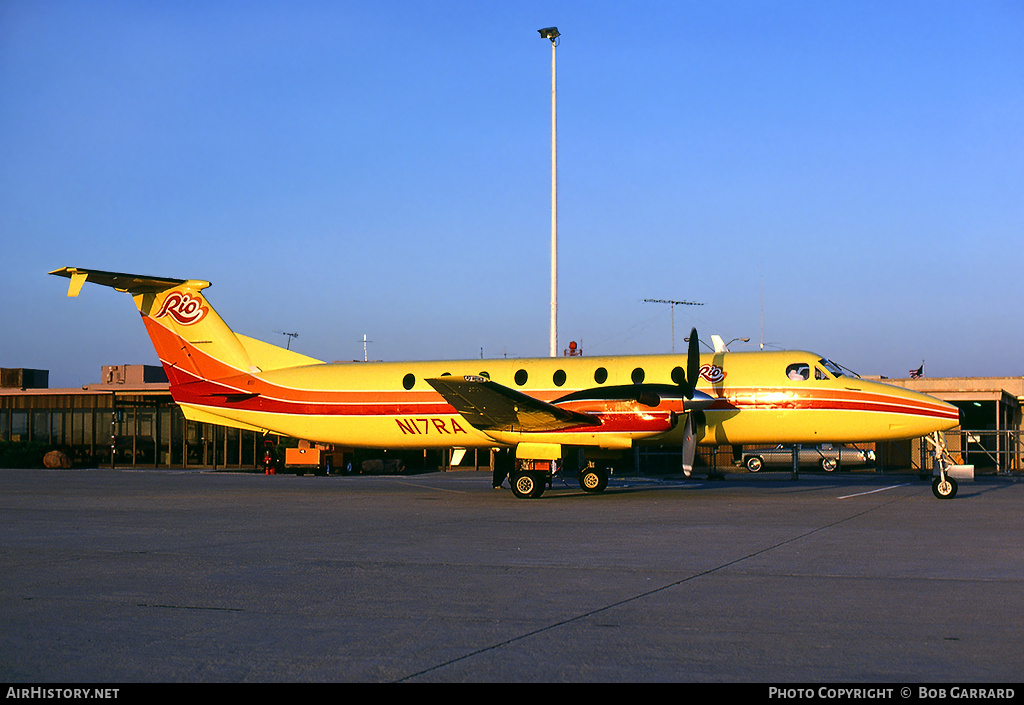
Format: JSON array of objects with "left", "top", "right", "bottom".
[{"left": 146, "top": 317, "right": 956, "bottom": 426}]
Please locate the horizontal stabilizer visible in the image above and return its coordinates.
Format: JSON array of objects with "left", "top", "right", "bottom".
[
  {"left": 50, "top": 267, "right": 202, "bottom": 296},
  {"left": 427, "top": 376, "right": 602, "bottom": 433}
]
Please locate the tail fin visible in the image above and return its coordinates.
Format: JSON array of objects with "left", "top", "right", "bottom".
[{"left": 50, "top": 268, "right": 322, "bottom": 386}]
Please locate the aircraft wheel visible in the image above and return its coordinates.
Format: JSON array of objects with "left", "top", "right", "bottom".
[
  {"left": 821, "top": 458, "right": 837, "bottom": 472},
  {"left": 932, "top": 476, "right": 958, "bottom": 500},
  {"left": 531, "top": 472, "right": 547, "bottom": 498},
  {"left": 579, "top": 467, "right": 608, "bottom": 494},
  {"left": 511, "top": 471, "right": 545, "bottom": 499},
  {"left": 745, "top": 456, "right": 763, "bottom": 473}
]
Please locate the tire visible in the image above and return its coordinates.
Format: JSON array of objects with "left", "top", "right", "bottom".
[
  {"left": 745, "top": 456, "right": 763, "bottom": 473},
  {"left": 530, "top": 474, "right": 547, "bottom": 499},
  {"left": 579, "top": 467, "right": 608, "bottom": 494},
  {"left": 821, "top": 458, "right": 837, "bottom": 472},
  {"left": 932, "top": 476, "right": 958, "bottom": 500},
  {"left": 511, "top": 471, "right": 545, "bottom": 499}
]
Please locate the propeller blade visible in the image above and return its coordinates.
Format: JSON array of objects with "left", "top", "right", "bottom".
[
  {"left": 680, "top": 328, "right": 706, "bottom": 477},
  {"left": 685, "top": 327, "right": 700, "bottom": 399},
  {"left": 681, "top": 413, "right": 697, "bottom": 477}
]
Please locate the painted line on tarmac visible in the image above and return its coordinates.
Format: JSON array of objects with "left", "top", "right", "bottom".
[
  {"left": 394, "top": 478, "right": 470, "bottom": 493},
  {"left": 837, "top": 483, "right": 911, "bottom": 499}
]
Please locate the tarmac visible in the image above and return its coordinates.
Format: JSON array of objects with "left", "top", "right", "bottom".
[{"left": 1, "top": 466, "right": 1022, "bottom": 684}]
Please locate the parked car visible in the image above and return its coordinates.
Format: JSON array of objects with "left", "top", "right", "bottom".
[{"left": 742, "top": 444, "right": 875, "bottom": 473}]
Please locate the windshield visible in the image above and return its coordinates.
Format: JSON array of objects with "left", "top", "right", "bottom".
[{"left": 819, "top": 358, "right": 859, "bottom": 378}]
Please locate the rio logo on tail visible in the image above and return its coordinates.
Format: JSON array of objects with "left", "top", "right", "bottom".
[{"left": 155, "top": 291, "right": 208, "bottom": 326}]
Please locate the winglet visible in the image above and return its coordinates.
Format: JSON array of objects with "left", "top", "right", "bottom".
[{"left": 66, "top": 270, "right": 88, "bottom": 297}]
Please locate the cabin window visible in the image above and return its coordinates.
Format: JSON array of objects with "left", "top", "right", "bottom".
[
  {"left": 515, "top": 369, "right": 528, "bottom": 386},
  {"left": 594, "top": 367, "right": 608, "bottom": 384},
  {"left": 632, "top": 367, "right": 645, "bottom": 384},
  {"left": 403, "top": 373, "right": 416, "bottom": 390},
  {"left": 553, "top": 370, "right": 566, "bottom": 387},
  {"left": 786, "top": 363, "right": 810, "bottom": 381}
]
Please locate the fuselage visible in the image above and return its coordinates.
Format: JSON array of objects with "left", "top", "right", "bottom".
[{"left": 167, "top": 344, "right": 961, "bottom": 451}]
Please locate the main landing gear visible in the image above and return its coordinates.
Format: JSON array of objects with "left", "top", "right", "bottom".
[
  {"left": 504, "top": 458, "right": 610, "bottom": 499},
  {"left": 578, "top": 464, "right": 609, "bottom": 494},
  {"left": 510, "top": 465, "right": 547, "bottom": 499}
]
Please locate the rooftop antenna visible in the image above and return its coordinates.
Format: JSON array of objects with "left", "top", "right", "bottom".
[
  {"left": 643, "top": 298, "right": 704, "bottom": 353},
  {"left": 760, "top": 257, "right": 765, "bottom": 350},
  {"left": 274, "top": 330, "right": 298, "bottom": 350}
]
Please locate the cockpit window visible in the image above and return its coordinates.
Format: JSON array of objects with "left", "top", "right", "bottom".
[
  {"left": 818, "top": 358, "right": 853, "bottom": 378},
  {"left": 786, "top": 363, "right": 810, "bottom": 381}
]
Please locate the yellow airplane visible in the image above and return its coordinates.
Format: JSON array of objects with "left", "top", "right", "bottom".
[{"left": 51, "top": 267, "right": 963, "bottom": 499}]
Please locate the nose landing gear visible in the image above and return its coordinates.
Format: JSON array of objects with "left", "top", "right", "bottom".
[{"left": 926, "top": 432, "right": 958, "bottom": 500}]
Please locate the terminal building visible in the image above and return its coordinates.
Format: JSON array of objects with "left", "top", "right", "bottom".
[
  {"left": 1, "top": 365, "right": 1022, "bottom": 474},
  {"left": 0, "top": 365, "right": 262, "bottom": 469}
]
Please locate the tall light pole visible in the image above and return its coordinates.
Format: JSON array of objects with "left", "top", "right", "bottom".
[{"left": 539, "top": 27, "right": 559, "bottom": 357}]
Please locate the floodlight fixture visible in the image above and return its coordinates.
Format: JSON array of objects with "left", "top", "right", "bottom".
[{"left": 538, "top": 27, "right": 560, "bottom": 41}]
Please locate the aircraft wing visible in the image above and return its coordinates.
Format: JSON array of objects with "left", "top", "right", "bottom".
[{"left": 427, "top": 376, "right": 602, "bottom": 433}]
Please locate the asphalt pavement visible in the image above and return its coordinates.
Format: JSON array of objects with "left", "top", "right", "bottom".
[{"left": 1, "top": 467, "right": 1021, "bottom": 683}]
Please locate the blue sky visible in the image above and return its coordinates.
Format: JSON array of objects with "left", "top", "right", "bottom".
[{"left": 2, "top": 1, "right": 1022, "bottom": 388}]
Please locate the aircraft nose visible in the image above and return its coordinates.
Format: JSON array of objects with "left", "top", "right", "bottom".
[{"left": 930, "top": 396, "right": 963, "bottom": 431}]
